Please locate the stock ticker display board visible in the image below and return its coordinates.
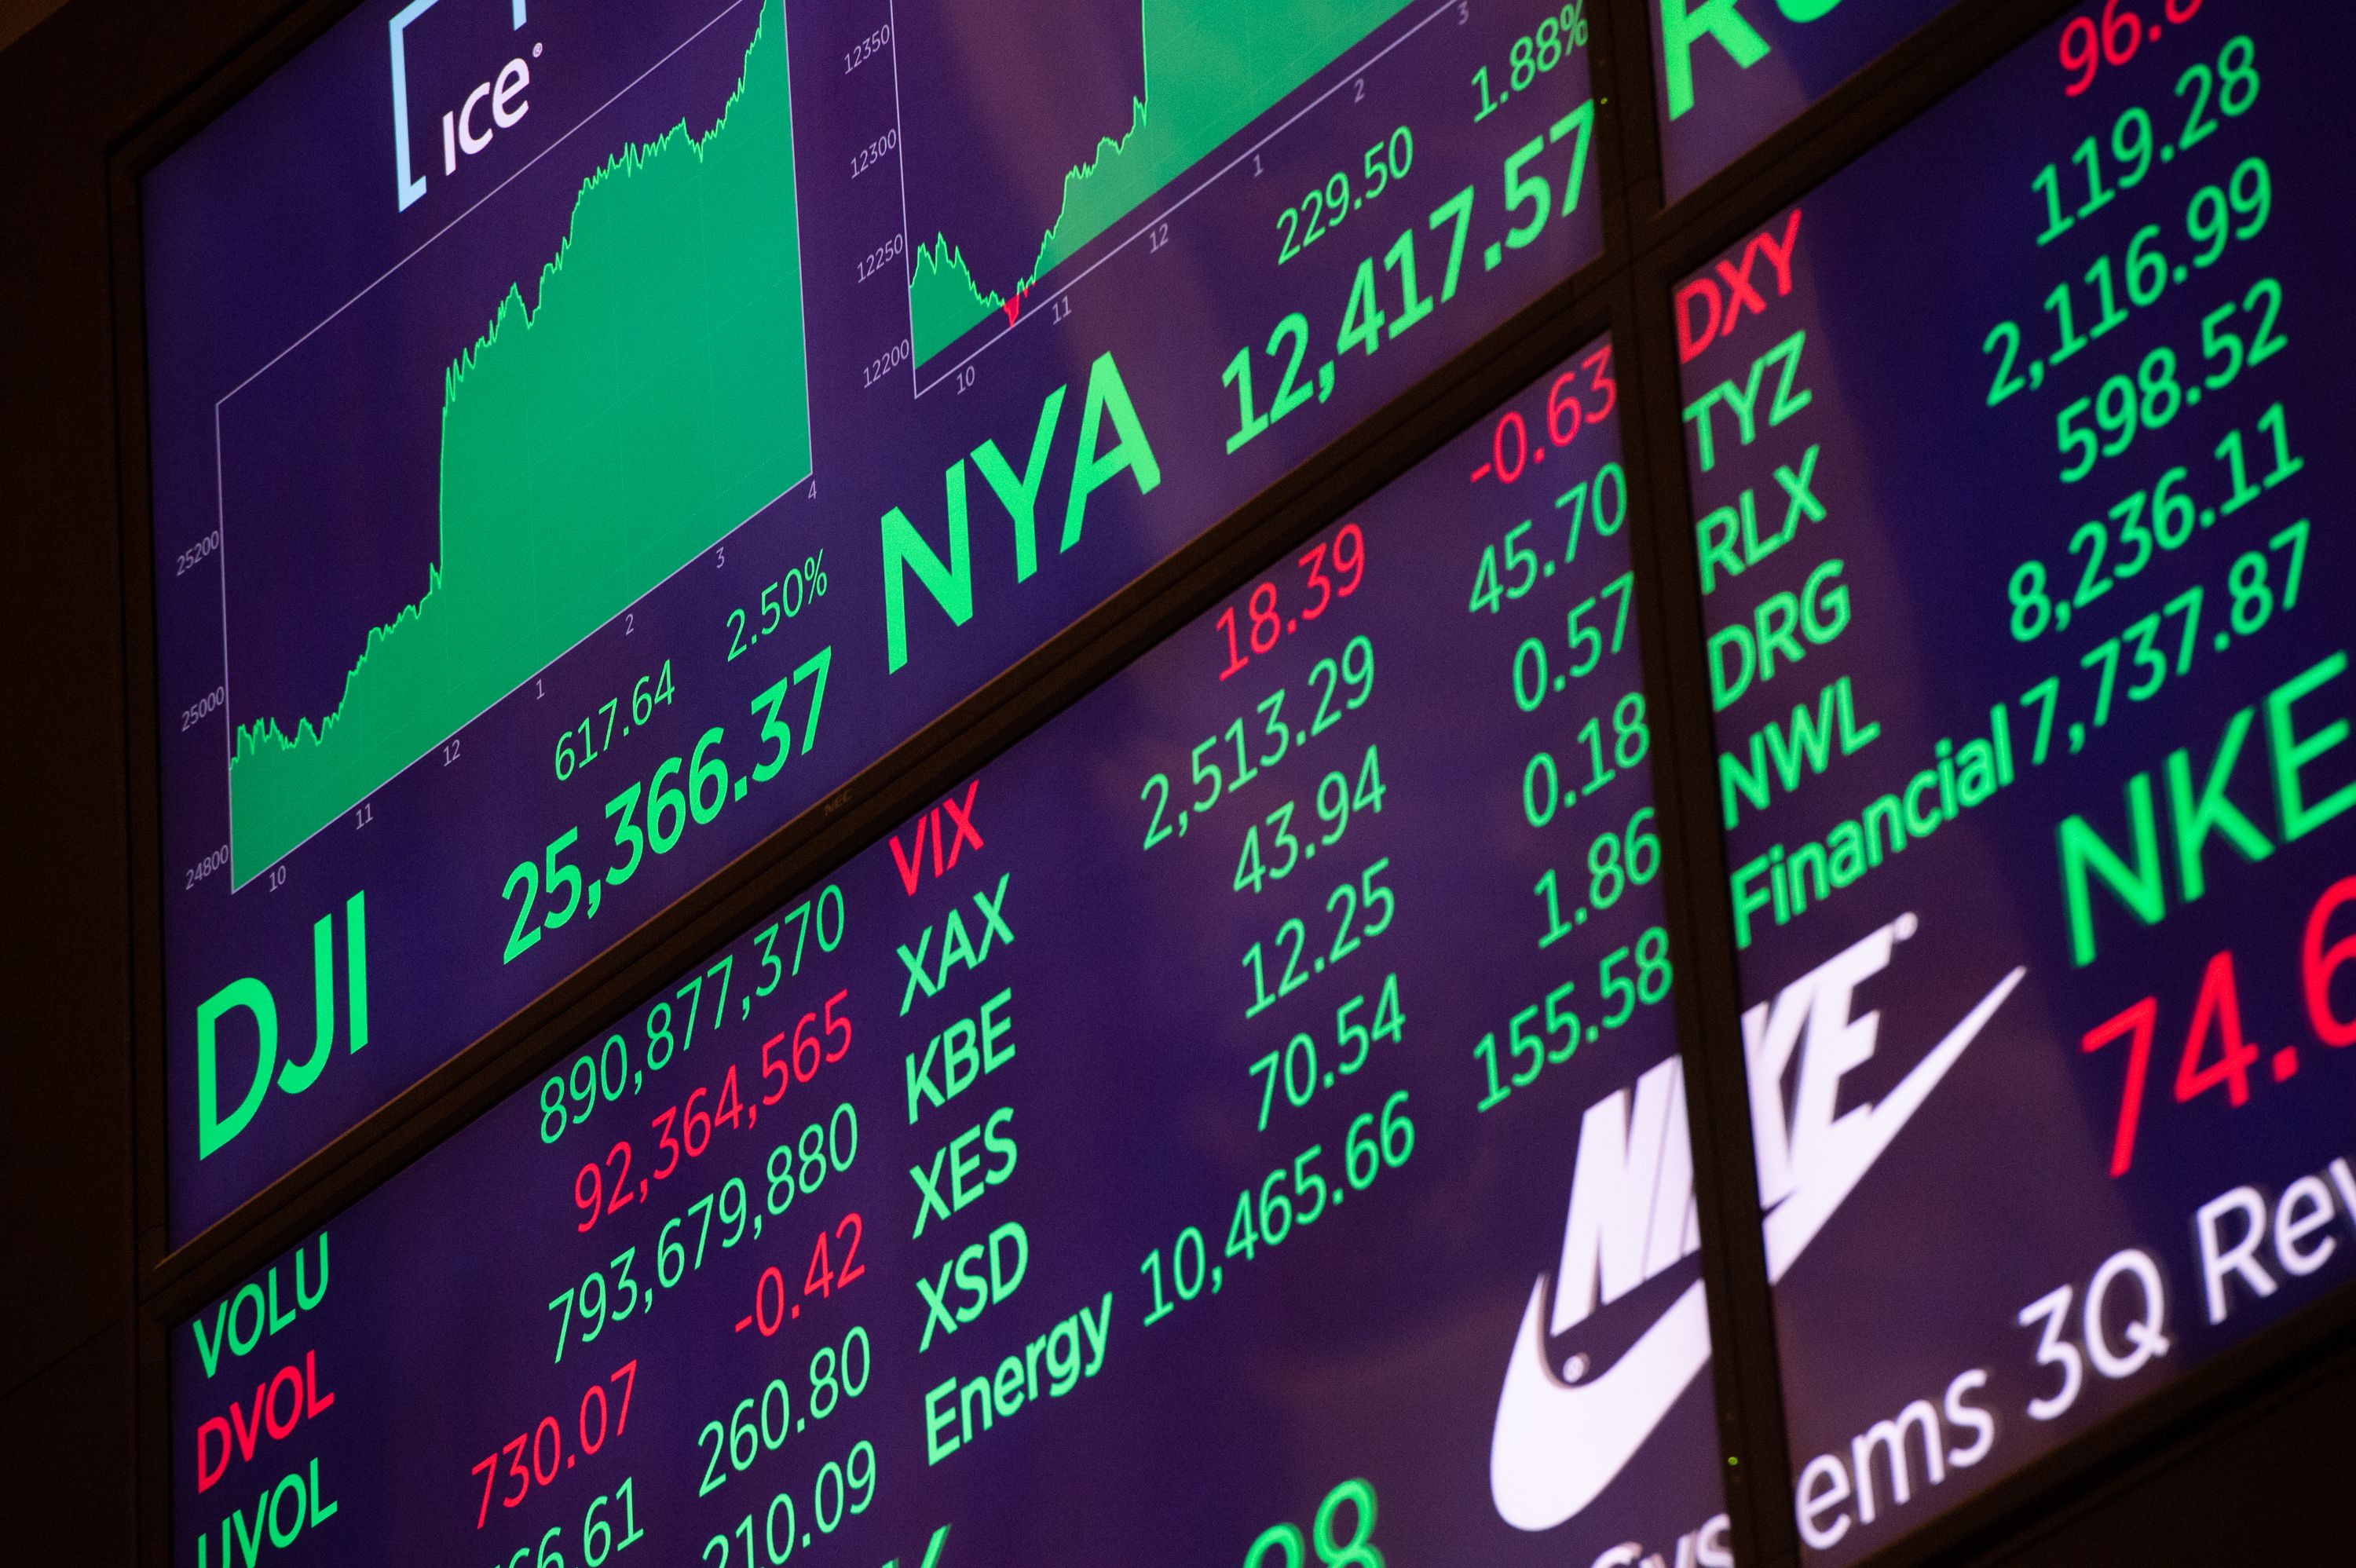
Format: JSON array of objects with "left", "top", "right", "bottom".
[
  {"left": 143, "top": 0, "right": 1609, "bottom": 1240},
  {"left": 169, "top": 340, "right": 1746, "bottom": 1568},
  {"left": 144, "top": 0, "right": 2356, "bottom": 1564},
  {"left": 1676, "top": 3, "right": 2356, "bottom": 1561}
]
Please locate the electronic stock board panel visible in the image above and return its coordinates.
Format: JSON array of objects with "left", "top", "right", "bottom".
[
  {"left": 146, "top": 0, "right": 2356, "bottom": 1563},
  {"left": 168, "top": 338, "right": 1741, "bottom": 1568},
  {"left": 1677, "top": 2, "right": 2356, "bottom": 1560},
  {"left": 143, "top": 0, "right": 1609, "bottom": 1241}
]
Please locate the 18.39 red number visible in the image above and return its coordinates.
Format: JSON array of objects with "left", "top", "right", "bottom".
[{"left": 1214, "top": 523, "right": 1367, "bottom": 681}]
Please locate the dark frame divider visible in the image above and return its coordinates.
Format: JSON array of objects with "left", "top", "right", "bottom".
[
  {"left": 0, "top": 0, "right": 2334, "bottom": 1559},
  {"left": 1593, "top": 11, "right": 1805, "bottom": 1568},
  {"left": 1591, "top": 10, "right": 1801, "bottom": 1559}
]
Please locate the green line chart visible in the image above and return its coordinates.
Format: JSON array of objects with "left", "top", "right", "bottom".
[
  {"left": 902, "top": 0, "right": 1415, "bottom": 371},
  {"left": 227, "top": 0, "right": 810, "bottom": 883}
]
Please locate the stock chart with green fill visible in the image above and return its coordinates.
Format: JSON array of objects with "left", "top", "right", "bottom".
[
  {"left": 902, "top": 0, "right": 1415, "bottom": 366},
  {"left": 229, "top": 1, "right": 810, "bottom": 879}
]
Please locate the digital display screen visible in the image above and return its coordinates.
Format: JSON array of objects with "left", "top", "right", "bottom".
[
  {"left": 1675, "top": 3, "right": 2356, "bottom": 1559},
  {"left": 143, "top": 0, "right": 1611, "bottom": 1241},
  {"left": 1648, "top": 0, "right": 1958, "bottom": 200},
  {"left": 171, "top": 339, "right": 1736, "bottom": 1567}
]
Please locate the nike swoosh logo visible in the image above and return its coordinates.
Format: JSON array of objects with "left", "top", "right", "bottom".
[
  {"left": 1491, "top": 1275, "right": 1711, "bottom": 1530},
  {"left": 1489, "top": 964, "right": 2025, "bottom": 1531}
]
